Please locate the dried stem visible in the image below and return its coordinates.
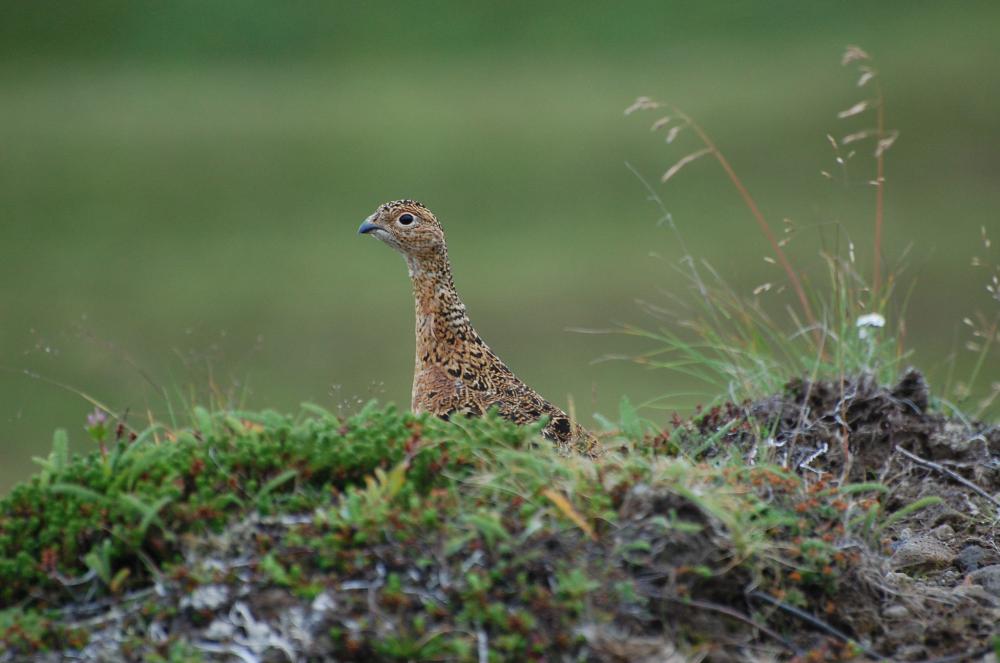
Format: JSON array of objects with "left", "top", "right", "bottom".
[
  {"left": 872, "top": 81, "right": 886, "bottom": 306},
  {"left": 895, "top": 445, "right": 1000, "bottom": 514},
  {"left": 667, "top": 596, "right": 800, "bottom": 655},
  {"left": 669, "top": 104, "right": 821, "bottom": 339},
  {"left": 748, "top": 590, "right": 881, "bottom": 660}
]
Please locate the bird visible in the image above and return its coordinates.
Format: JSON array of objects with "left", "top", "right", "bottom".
[{"left": 358, "top": 199, "right": 599, "bottom": 455}]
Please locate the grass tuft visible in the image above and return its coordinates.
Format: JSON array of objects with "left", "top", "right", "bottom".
[{"left": 622, "top": 46, "right": 997, "bottom": 419}]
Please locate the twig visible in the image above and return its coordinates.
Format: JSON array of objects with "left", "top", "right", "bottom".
[
  {"left": 668, "top": 106, "right": 820, "bottom": 340},
  {"left": 913, "top": 646, "right": 996, "bottom": 663},
  {"left": 894, "top": 446, "right": 1000, "bottom": 512},
  {"left": 666, "top": 596, "right": 800, "bottom": 655},
  {"left": 748, "top": 590, "right": 884, "bottom": 660},
  {"left": 872, "top": 81, "right": 886, "bottom": 305},
  {"left": 52, "top": 587, "right": 155, "bottom": 622},
  {"left": 476, "top": 625, "right": 489, "bottom": 663}
]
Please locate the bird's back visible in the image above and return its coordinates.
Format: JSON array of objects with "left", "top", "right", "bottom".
[{"left": 411, "top": 320, "right": 598, "bottom": 454}]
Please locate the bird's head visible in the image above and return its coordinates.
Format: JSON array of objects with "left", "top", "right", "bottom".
[{"left": 358, "top": 200, "right": 445, "bottom": 260}]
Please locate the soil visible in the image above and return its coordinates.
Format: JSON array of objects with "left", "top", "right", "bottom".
[{"left": 745, "top": 369, "right": 1000, "bottom": 660}]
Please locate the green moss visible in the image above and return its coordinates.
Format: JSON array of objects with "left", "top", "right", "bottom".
[
  {"left": 0, "top": 607, "right": 88, "bottom": 655},
  {"left": 143, "top": 640, "right": 207, "bottom": 663},
  {"left": 0, "top": 403, "right": 540, "bottom": 607}
]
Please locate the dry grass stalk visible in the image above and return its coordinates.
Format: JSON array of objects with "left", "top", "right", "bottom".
[{"left": 627, "top": 97, "right": 820, "bottom": 341}]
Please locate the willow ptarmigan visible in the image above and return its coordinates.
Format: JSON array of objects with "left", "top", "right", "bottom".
[{"left": 358, "top": 199, "right": 599, "bottom": 455}]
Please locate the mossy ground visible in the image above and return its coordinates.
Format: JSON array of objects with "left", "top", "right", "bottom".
[{"left": 1, "top": 373, "right": 998, "bottom": 662}]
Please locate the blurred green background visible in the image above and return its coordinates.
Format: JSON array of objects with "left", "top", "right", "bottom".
[{"left": 2, "top": 1, "right": 998, "bottom": 491}]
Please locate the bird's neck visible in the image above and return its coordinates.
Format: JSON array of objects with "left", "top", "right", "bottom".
[{"left": 406, "top": 251, "right": 475, "bottom": 351}]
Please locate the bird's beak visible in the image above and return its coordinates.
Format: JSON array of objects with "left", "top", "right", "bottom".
[{"left": 358, "top": 216, "right": 379, "bottom": 235}]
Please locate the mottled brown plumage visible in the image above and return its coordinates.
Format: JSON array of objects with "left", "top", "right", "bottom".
[{"left": 358, "top": 200, "right": 598, "bottom": 455}]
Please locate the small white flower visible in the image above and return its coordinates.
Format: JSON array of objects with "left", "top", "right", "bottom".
[{"left": 856, "top": 313, "right": 886, "bottom": 339}]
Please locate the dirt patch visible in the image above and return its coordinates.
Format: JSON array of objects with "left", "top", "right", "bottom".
[
  {"left": 751, "top": 368, "right": 997, "bottom": 482},
  {"left": 743, "top": 369, "right": 1000, "bottom": 659}
]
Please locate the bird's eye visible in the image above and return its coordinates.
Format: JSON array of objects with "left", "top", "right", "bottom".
[{"left": 397, "top": 213, "right": 415, "bottom": 226}]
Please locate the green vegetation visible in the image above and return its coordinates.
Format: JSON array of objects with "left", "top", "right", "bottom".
[
  {"left": 2, "top": 380, "right": 997, "bottom": 659},
  {"left": 1, "top": 402, "right": 517, "bottom": 605}
]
